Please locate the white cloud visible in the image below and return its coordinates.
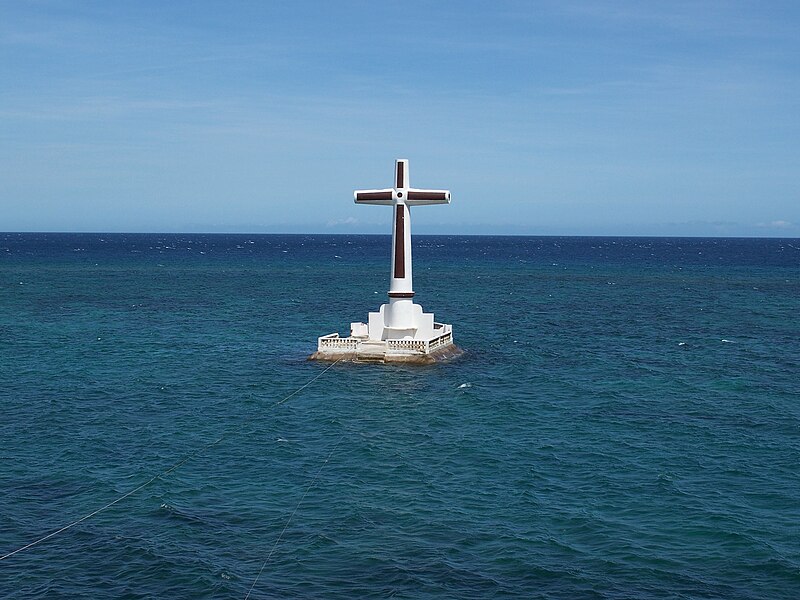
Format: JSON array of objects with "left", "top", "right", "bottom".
[
  {"left": 326, "top": 216, "right": 359, "bottom": 227},
  {"left": 756, "top": 220, "right": 793, "bottom": 229}
]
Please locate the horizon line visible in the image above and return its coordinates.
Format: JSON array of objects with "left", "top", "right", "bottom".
[{"left": 2, "top": 231, "right": 798, "bottom": 240}]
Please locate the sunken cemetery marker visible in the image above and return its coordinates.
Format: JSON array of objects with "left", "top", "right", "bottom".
[{"left": 311, "top": 159, "right": 461, "bottom": 363}]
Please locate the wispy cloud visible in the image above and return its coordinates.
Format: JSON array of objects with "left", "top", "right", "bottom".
[
  {"left": 545, "top": 0, "right": 793, "bottom": 39},
  {"left": 756, "top": 220, "right": 794, "bottom": 229},
  {"left": 0, "top": 96, "right": 216, "bottom": 121},
  {"left": 326, "top": 217, "right": 359, "bottom": 228}
]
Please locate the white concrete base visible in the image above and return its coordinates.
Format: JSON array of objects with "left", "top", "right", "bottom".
[{"left": 312, "top": 298, "right": 460, "bottom": 364}]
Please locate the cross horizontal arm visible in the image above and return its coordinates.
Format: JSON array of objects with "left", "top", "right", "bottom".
[
  {"left": 354, "top": 188, "right": 394, "bottom": 205},
  {"left": 405, "top": 188, "right": 451, "bottom": 206}
]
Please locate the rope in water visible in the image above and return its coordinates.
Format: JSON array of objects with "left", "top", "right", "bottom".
[
  {"left": 0, "top": 359, "right": 341, "bottom": 562},
  {"left": 244, "top": 434, "right": 344, "bottom": 599}
]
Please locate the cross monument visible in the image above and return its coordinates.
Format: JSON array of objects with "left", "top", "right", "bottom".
[{"left": 311, "top": 159, "right": 459, "bottom": 363}]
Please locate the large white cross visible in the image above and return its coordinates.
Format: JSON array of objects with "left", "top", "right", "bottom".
[{"left": 354, "top": 159, "right": 450, "bottom": 306}]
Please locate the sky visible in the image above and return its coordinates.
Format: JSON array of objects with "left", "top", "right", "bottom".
[{"left": 1, "top": 1, "right": 799, "bottom": 236}]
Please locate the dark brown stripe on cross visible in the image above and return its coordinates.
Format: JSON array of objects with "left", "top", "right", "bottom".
[
  {"left": 356, "top": 191, "right": 393, "bottom": 201},
  {"left": 389, "top": 292, "right": 415, "bottom": 298},
  {"left": 406, "top": 191, "right": 448, "bottom": 201},
  {"left": 396, "top": 161, "right": 404, "bottom": 189},
  {"left": 393, "top": 204, "right": 405, "bottom": 279}
]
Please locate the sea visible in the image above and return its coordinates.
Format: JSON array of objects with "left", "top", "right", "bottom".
[{"left": 0, "top": 233, "right": 798, "bottom": 599}]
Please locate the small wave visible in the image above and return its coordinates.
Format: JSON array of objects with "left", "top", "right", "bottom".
[
  {"left": 158, "top": 502, "right": 211, "bottom": 526},
  {"left": 458, "top": 383, "right": 472, "bottom": 389}
]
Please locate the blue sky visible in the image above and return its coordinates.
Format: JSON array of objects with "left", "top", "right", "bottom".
[{"left": 2, "top": 1, "right": 799, "bottom": 236}]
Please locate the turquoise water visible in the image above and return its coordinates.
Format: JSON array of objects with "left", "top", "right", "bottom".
[{"left": 1, "top": 233, "right": 798, "bottom": 598}]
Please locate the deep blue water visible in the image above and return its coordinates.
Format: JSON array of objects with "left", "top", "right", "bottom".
[{"left": 1, "top": 233, "right": 798, "bottom": 599}]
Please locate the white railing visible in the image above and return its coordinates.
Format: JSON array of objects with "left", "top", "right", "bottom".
[
  {"left": 318, "top": 333, "right": 359, "bottom": 351},
  {"left": 318, "top": 330, "right": 454, "bottom": 355},
  {"left": 387, "top": 339, "right": 427, "bottom": 353},
  {"left": 387, "top": 331, "right": 453, "bottom": 354},
  {"left": 427, "top": 331, "right": 453, "bottom": 352}
]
